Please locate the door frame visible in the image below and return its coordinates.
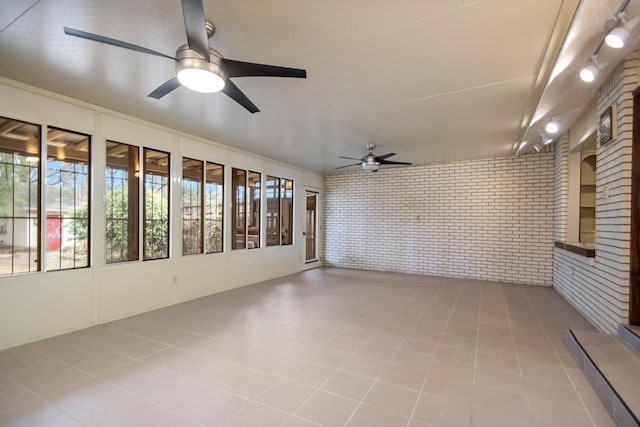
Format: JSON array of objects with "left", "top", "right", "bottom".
[
  {"left": 302, "top": 187, "right": 322, "bottom": 270},
  {"left": 630, "top": 87, "right": 640, "bottom": 324}
]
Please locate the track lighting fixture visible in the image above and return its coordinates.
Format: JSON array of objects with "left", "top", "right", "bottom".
[
  {"left": 517, "top": 0, "right": 634, "bottom": 156},
  {"left": 539, "top": 130, "right": 554, "bottom": 145},
  {"left": 545, "top": 116, "right": 560, "bottom": 134},
  {"left": 605, "top": 12, "right": 640, "bottom": 49},
  {"left": 579, "top": 56, "right": 599, "bottom": 83}
]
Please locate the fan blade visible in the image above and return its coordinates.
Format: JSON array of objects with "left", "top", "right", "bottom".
[
  {"left": 222, "top": 80, "right": 260, "bottom": 113},
  {"left": 335, "top": 163, "right": 361, "bottom": 169},
  {"left": 338, "top": 156, "right": 362, "bottom": 161},
  {"left": 63, "top": 27, "right": 175, "bottom": 61},
  {"left": 380, "top": 160, "right": 412, "bottom": 166},
  {"left": 222, "top": 59, "right": 307, "bottom": 79},
  {"left": 181, "top": 0, "right": 210, "bottom": 61},
  {"left": 376, "top": 152, "right": 396, "bottom": 161},
  {"left": 148, "top": 77, "right": 181, "bottom": 99}
]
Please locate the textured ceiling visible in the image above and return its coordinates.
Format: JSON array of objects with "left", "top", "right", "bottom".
[{"left": 0, "top": 0, "right": 610, "bottom": 172}]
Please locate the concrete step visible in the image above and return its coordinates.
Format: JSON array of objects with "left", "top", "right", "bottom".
[
  {"left": 619, "top": 325, "right": 640, "bottom": 354},
  {"left": 567, "top": 329, "right": 640, "bottom": 427}
]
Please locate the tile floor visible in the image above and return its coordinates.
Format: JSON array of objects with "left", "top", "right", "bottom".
[{"left": 0, "top": 267, "right": 617, "bottom": 426}]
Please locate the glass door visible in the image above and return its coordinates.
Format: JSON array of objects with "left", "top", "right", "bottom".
[{"left": 305, "top": 191, "right": 318, "bottom": 262}]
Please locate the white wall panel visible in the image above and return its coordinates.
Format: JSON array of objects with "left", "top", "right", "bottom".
[{"left": 0, "top": 80, "right": 322, "bottom": 350}]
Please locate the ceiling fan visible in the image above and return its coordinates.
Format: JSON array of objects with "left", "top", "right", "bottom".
[
  {"left": 63, "top": 0, "right": 307, "bottom": 113},
  {"left": 336, "top": 144, "right": 412, "bottom": 172}
]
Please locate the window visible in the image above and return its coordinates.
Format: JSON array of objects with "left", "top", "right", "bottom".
[
  {"left": 205, "top": 162, "right": 223, "bottom": 253},
  {"left": 105, "top": 141, "right": 139, "bottom": 263},
  {"left": 266, "top": 176, "right": 280, "bottom": 246},
  {"left": 143, "top": 148, "right": 170, "bottom": 260},
  {"left": 281, "top": 178, "right": 293, "bottom": 245},
  {"left": 182, "top": 158, "right": 203, "bottom": 255},
  {"left": 248, "top": 171, "right": 261, "bottom": 249},
  {"left": 232, "top": 168, "right": 246, "bottom": 250},
  {"left": 0, "top": 116, "right": 40, "bottom": 275},
  {"left": 46, "top": 127, "right": 90, "bottom": 271},
  {"left": 265, "top": 176, "right": 294, "bottom": 246},
  {"left": 232, "top": 168, "right": 262, "bottom": 249}
]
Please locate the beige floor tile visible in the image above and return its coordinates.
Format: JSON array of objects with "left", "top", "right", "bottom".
[
  {"left": 23, "top": 366, "right": 92, "bottom": 397},
  {"left": 184, "top": 388, "right": 249, "bottom": 426},
  {"left": 472, "top": 406, "right": 531, "bottom": 427},
  {"left": 148, "top": 375, "right": 212, "bottom": 413},
  {"left": 321, "top": 370, "right": 374, "bottom": 400},
  {"left": 220, "top": 369, "right": 278, "bottom": 399},
  {"left": 355, "top": 342, "right": 397, "bottom": 361},
  {"left": 428, "top": 359, "right": 475, "bottom": 382},
  {"left": 434, "top": 343, "right": 476, "bottom": 365},
  {"left": 139, "top": 346, "right": 191, "bottom": 367},
  {"left": 256, "top": 379, "right": 315, "bottom": 413},
  {"left": 339, "top": 354, "right": 386, "bottom": 378},
  {"left": 0, "top": 398, "right": 59, "bottom": 427},
  {"left": 413, "top": 393, "right": 472, "bottom": 427},
  {"left": 390, "top": 349, "right": 433, "bottom": 371},
  {"left": 285, "top": 361, "right": 335, "bottom": 387},
  {"left": 400, "top": 337, "right": 439, "bottom": 355},
  {"left": 36, "top": 413, "right": 84, "bottom": 427},
  {"left": 101, "top": 362, "right": 180, "bottom": 399},
  {"left": 346, "top": 404, "right": 409, "bottom": 427},
  {"left": 47, "top": 379, "right": 139, "bottom": 426},
  {"left": 225, "top": 402, "right": 290, "bottom": 427},
  {"left": 283, "top": 416, "right": 323, "bottom": 427},
  {"left": 198, "top": 358, "right": 245, "bottom": 386},
  {"left": 476, "top": 351, "right": 520, "bottom": 375},
  {"left": 96, "top": 400, "right": 178, "bottom": 427},
  {"left": 575, "top": 386, "right": 617, "bottom": 427},
  {"left": 295, "top": 390, "right": 358, "bottom": 427},
  {"left": 474, "top": 366, "right": 524, "bottom": 395},
  {"left": 0, "top": 376, "right": 41, "bottom": 414},
  {"left": 5, "top": 356, "right": 70, "bottom": 386},
  {"left": 118, "top": 339, "right": 168, "bottom": 359},
  {"left": 75, "top": 352, "right": 135, "bottom": 375},
  {"left": 377, "top": 363, "right": 427, "bottom": 390},
  {"left": 528, "top": 396, "right": 594, "bottom": 427},
  {"left": 472, "top": 385, "right": 528, "bottom": 419},
  {"left": 0, "top": 268, "right": 605, "bottom": 427},
  {"left": 363, "top": 381, "right": 419, "bottom": 416},
  {"left": 524, "top": 375, "right": 584, "bottom": 408}
]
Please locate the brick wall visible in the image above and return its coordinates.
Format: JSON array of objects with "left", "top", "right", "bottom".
[
  {"left": 553, "top": 52, "right": 639, "bottom": 333},
  {"left": 554, "top": 133, "right": 569, "bottom": 242},
  {"left": 324, "top": 153, "right": 555, "bottom": 286}
]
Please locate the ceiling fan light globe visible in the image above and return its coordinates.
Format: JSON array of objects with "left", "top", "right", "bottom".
[{"left": 177, "top": 68, "right": 225, "bottom": 93}]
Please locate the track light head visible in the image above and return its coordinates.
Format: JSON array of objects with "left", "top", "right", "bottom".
[
  {"left": 533, "top": 143, "right": 543, "bottom": 153},
  {"left": 539, "top": 130, "right": 554, "bottom": 145},
  {"left": 545, "top": 116, "right": 560, "bottom": 134},
  {"left": 605, "top": 14, "right": 640, "bottom": 49},
  {"left": 580, "top": 58, "right": 598, "bottom": 83}
]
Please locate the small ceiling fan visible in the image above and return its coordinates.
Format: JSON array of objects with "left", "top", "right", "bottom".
[
  {"left": 336, "top": 144, "right": 412, "bottom": 172},
  {"left": 63, "top": 0, "right": 307, "bottom": 113}
]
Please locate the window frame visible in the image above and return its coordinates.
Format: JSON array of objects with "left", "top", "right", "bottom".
[
  {"left": 0, "top": 116, "right": 41, "bottom": 276},
  {"left": 205, "top": 161, "right": 224, "bottom": 254},
  {"left": 45, "top": 126, "right": 92, "bottom": 272},
  {"left": 105, "top": 140, "right": 140, "bottom": 264},
  {"left": 142, "top": 147, "right": 171, "bottom": 261},
  {"left": 182, "top": 157, "right": 204, "bottom": 256}
]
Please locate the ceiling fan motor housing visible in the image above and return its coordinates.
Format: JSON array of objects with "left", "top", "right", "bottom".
[
  {"left": 175, "top": 45, "right": 226, "bottom": 81},
  {"left": 362, "top": 156, "right": 380, "bottom": 172}
]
